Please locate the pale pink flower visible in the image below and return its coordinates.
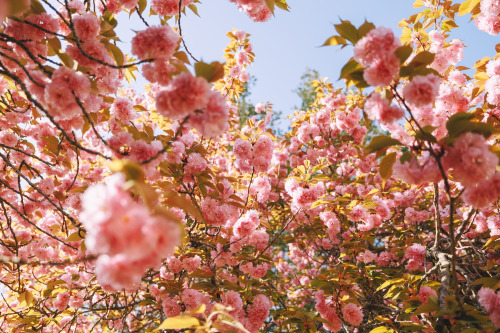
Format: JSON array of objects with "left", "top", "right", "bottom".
[
  {"left": 462, "top": 175, "right": 500, "bottom": 209},
  {"left": 233, "top": 210, "right": 260, "bottom": 238},
  {"left": 44, "top": 66, "right": 91, "bottom": 120},
  {"left": 229, "top": 0, "right": 272, "bottom": 22},
  {"left": 95, "top": 254, "right": 143, "bottom": 291},
  {"left": 349, "top": 205, "right": 368, "bottom": 222},
  {"left": 444, "top": 132, "right": 498, "bottom": 187},
  {"left": 354, "top": 26, "right": 401, "bottom": 67},
  {"left": 221, "top": 290, "right": 244, "bottom": 318},
  {"left": 435, "top": 84, "right": 469, "bottom": 115},
  {"left": 110, "top": 97, "right": 138, "bottom": 123},
  {"left": 72, "top": 13, "right": 100, "bottom": 41},
  {"left": 167, "top": 257, "right": 183, "bottom": 273},
  {"left": 418, "top": 286, "right": 437, "bottom": 304},
  {"left": 342, "top": 303, "right": 363, "bottom": 326},
  {"left": 486, "top": 75, "right": 500, "bottom": 105},
  {"left": 119, "top": 0, "right": 139, "bottom": 9},
  {"left": 185, "top": 153, "right": 207, "bottom": 175},
  {"left": 393, "top": 154, "right": 442, "bottom": 185},
  {"left": 182, "top": 255, "right": 201, "bottom": 272},
  {"left": 428, "top": 30, "right": 445, "bottom": 53},
  {"left": 475, "top": 14, "right": 500, "bottom": 35},
  {"left": 131, "top": 25, "right": 179, "bottom": 60},
  {"left": 315, "top": 290, "right": 342, "bottom": 332},
  {"left": 53, "top": 292, "right": 70, "bottom": 311},
  {"left": 487, "top": 59, "right": 500, "bottom": 77},
  {"left": 363, "top": 53, "right": 400, "bottom": 87},
  {"left": 403, "top": 74, "right": 441, "bottom": 107},
  {"left": 0, "top": 131, "right": 18, "bottom": 146},
  {"left": 405, "top": 243, "right": 425, "bottom": 259},
  {"left": 250, "top": 175, "right": 271, "bottom": 203},
  {"left": 151, "top": 0, "right": 194, "bottom": 16},
  {"left": 162, "top": 298, "right": 181, "bottom": 317},
  {"left": 364, "top": 93, "right": 404, "bottom": 125},
  {"left": 156, "top": 73, "right": 211, "bottom": 120},
  {"left": 481, "top": 0, "right": 500, "bottom": 16},
  {"left": 478, "top": 287, "right": 500, "bottom": 313},
  {"left": 187, "top": 90, "right": 229, "bottom": 137},
  {"left": 255, "top": 102, "right": 265, "bottom": 113},
  {"left": 448, "top": 70, "right": 467, "bottom": 86}
]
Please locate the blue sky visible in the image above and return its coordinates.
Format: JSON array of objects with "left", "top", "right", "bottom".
[{"left": 117, "top": 0, "right": 498, "bottom": 124}]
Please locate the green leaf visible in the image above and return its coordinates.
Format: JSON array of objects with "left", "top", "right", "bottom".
[
  {"left": 29, "top": 0, "right": 46, "bottom": 14},
  {"left": 395, "top": 45, "right": 413, "bottom": 64},
  {"left": 339, "top": 59, "right": 361, "bottom": 79},
  {"left": 411, "top": 67, "right": 440, "bottom": 78},
  {"left": 471, "top": 277, "right": 500, "bottom": 288},
  {"left": 415, "top": 125, "right": 437, "bottom": 143},
  {"left": 357, "top": 20, "right": 375, "bottom": 39},
  {"left": 66, "top": 232, "right": 84, "bottom": 242},
  {"left": 446, "top": 112, "right": 497, "bottom": 140},
  {"left": 9, "top": 0, "right": 30, "bottom": 16},
  {"left": 194, "top": 61, "right": 225, "bottom": 83},
  {"left": 348, "top": 70, "right": 369, "bottom": 88},
  {"left": 322, "top": 35, "right": 347, "bottom": 47},
  {"left": 264, "top": 0, "right": 275, "bottom": 14},
  {"left": 365, "top": 136, "right": 402, "bottom": 154},
  {"left": 376, "top": 278, "right": 404, "bottom": 292},
  {"left": 441, "top": 19, "right": 458, "bottom": 31},
  {"left": 188, "top": 4, "right": 199, "bottom": 16},
  {"left": 399, "top": 65, "right": 414, "bottom": 78},
  {"left": 155, "top": 316, "right": 200, "bottom": 330},
  {"left": 379, "top": 152, "right": 397, "bottom": 180},
  {"left": 137, "top": 0, "right": 147, "bottom": 13},
  {"left": 275, "top": 0, "right": 290, "bottom": 11},
  {"left": 413, "top": 301, "right": 440, "bottom": 315},
  {"left": 173, "top": 51, "right": 190, "bottom": 64},
  {"left": 447, "top": 112, "right": 475, "bottom": 125},
  {"left": 334, "top": 20, "right": 359, "bottom": 44},
  {"left": 369, "top": 327, "right": 395, "bottom": 333},
  {"left": 409, "top": 51, "right": 436, "bottom": 68},
  {"left": 107, "top": 43, "right": 124, "bottom": 67}
]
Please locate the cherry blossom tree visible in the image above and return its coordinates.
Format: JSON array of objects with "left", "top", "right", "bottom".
[{"left": 0, "top": 0, "right": 500, "bottom": 332}]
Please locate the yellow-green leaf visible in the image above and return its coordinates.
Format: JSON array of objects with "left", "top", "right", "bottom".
[
  {"left": 322, "top": 35, "right": 347, "bottom": 47},
  {"left": 379, "top": 152, "right": 397, "bottom": 180},
  {"left": 66, "top": 232, "right": 84, "bottom": 242},
  {"left": 194, "top": 61, "right": 225, "bottom": 82},
  {"left": 369, "top": 327, "right": 395, "bottom": 333},
  {"left": 156, "top": 315, "right": 200, "bottom": 330},
  {"left": 365, "top": 136, "right": 402, "bottom": 154}
]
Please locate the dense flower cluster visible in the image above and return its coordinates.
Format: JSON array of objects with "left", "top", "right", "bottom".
[
  {"left": 1, "top": 0, "right": 500, "bottom": 332},
  {"left": 80, "top": 174, "right": 180, "bottom": 290}
]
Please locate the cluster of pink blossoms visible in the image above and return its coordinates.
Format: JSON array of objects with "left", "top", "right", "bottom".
[
  {"left": 80, "top": 174, "right": 180, "bottom": 291},
  {"left": 444, "top": 132, "right": 500, "bottom": 209},
  {"left": 475, "top": 0, "right": 500, "bottom": 35},
  {"left": 43, "top": 67, "right": 91, "bottom": 120},
  {"left": 393, "top": 152, "right": 441, "bottom": 185},
  {"left": 354, "top": 26, "right": 401, "bottom": 86},
  {"left": 404, "top": 243, "right": 426, "bottom": 272},
  {"left": 228, "top": 0, "right": 272, "bottom": 22},
  {"left": 131, "top": 25, "right": 179, "bottom": 61},
  {"left": 285, "top": 178, "right": 325, "bottom": 211},
  {"left": 233, "top": 134, "right": 275, "bottom": 172},
  {"left": 315, "top": 290, "right": 364, "bottom": 331},
  {"left": 486, "top": 59, "right": 500, "bottom": 105},
  {"left": 364, "top": 93, "right": 404, "bottom": 125},
  {"left": 478, "top": 287, "right": 500, "bottom": 327},
  {"left": 156, "top": 72, "right": 229, "bottom": 137},
  {"left": 403, "top": 74, "right": 441, "bottom": 107},
  {"left": 151, "top": 0, "right": 194, "bottom": 16}
]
